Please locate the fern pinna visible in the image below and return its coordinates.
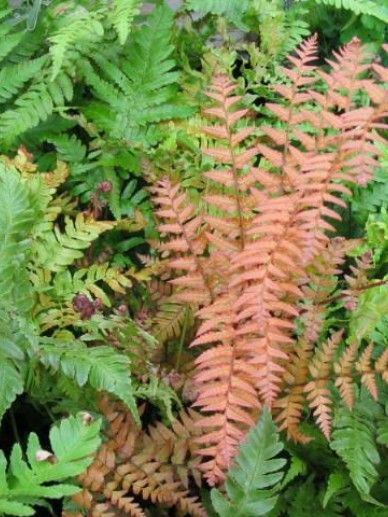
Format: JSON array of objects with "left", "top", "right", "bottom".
[{"left": 152, "top": 37, "right": 387, "bottom": 485}]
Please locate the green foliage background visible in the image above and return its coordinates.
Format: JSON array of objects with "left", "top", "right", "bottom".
[{"left": 0, "top": 0, "right": 386, "bottom": 515}]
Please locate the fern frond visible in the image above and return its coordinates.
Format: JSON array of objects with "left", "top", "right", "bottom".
[
  {"left": 49, "top": 11, "right": 104, "bottom": 80},
  {"left": 210, "top": 408, "right": 286, "bottom": 517},
  {"left": 334, "top": 342, "right": 359, "bottom": 410},
  {"left": 0, "top": 161, "right": 39, "bottom": 312},
  {"left": 151, "top": 177, "right": 213, "bottom": 305},
  {"left": 77, "top": 398, "right": 206, "bottom": 516},
  {"left": 0, "top": 56, "right": 46, "bottom": 105},
  {"left": 82, "top": 5, "right": 191, "bottom": 146},
  {"left": 349, "top": 284, "right": 388, "bottom": 342},
  {"left": 296, "top": 0, "right": 388, "bottom": 24},
  {"left": 0, "top": 72, "right": 74, "bottom": 142},
  {"left": 275, "top": 338, "right": 314, "bottom": 444},
  {"left": 330, "top": 404, "right": 380, "bottom": 496},
  {"left": 152, "top": 301, "right": 192, "bottom": 345},
  {"left": 186, "top": 0, "right": 249, "bottom": 29},
  {"left": 355, "top": 343, "right": 379, "bottom": 400},
  {"left": 33, "top": 213, "right": 114, "bottom": 272},
  {"left": 304, "top": 330, "right": 343, "bottom": 439},
  {"left": 0, "top": 414, "right": 101, "bottom": 517},
  {"left": 39, "top": 340, "right": 139, "bottom": 422},
  {"left": 109, "top": 0, "right": 141, "bottom": 45}
]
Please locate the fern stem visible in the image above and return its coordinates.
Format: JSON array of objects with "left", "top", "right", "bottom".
[
  {"left": 9, "top": 407, "right": 21, "bottom": 445},
  {"left": 318, "top": 279, "right": 388, "bottom": 306},
  {"left": 175, "top": 305, "right": 190, "bottom": 370}
]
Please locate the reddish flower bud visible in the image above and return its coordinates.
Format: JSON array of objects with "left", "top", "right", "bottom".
[
  {"left": 98, "top": 181, "right": 112, "bottom": 193},
  {"left": 117, "top": 304, "right": 129, "bottom": 315}
]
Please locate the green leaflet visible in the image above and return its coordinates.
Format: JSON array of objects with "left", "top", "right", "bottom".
[
  {"left": 330, "top": 405, "right": 380, "bottom": 497},
  {"left": 39, "top": 339, "right": 139, "bottom": 423},
  {"left": 49, "top": 10, "right": 104, "bottom": 80},
  {"left": 0, "top": 72, "right": 74, "bottom": 142},
  {"left": 348, "top": 284, "right": 388, "bottom": 342},
  {"left": 0, "top": 163, "right": 38, "bottom": 313},
  {"left": 0, "top": 361, "right": 23, "bottom": 424},
  {"left": 0, "top": 57, "right": 47, "bottom": 105},
  {"left": 296, "top": 0, "right": 388, "bottom": 24},
  {"left": 109, "top": 0, "right": 142, "bottom": 45},
  {"left": 323, "top": 471, "right": 349, "bottom": 508},
  {"left": 186, "top": 0, "right": 250, "bottom": 29},
  {"left": 0, "top": 414, "right": 101, "bottom": 516},
  {"left": 211, "top": 408, "right": 286, "bottom": 517},
  {"left": 0, "top": 305, "right": 38, "bottom": 423}
]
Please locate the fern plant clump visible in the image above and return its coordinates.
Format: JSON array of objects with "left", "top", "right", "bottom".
[{"left": 0, "top": 1, "right": 387, "bottom": 516}]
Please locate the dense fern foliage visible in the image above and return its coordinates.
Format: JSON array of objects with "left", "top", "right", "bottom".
[{"left": 0, "top": 1, "right": 387, "bottom": 516}]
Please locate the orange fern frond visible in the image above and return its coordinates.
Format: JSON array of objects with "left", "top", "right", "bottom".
[
  {"left": 192, "top": 290, "right": 261, "bottom": 485},
  {"left": 76, "top": 398, "right": 206, "bottom": 516},
  {"left": 356, "top": 343, "right": 379, "bottom": 400},
  {"left": 151, "top": 177, "right": 214, "bottom": 305},
  {"left": 304, "top": 330, "right": 343, "bottom": 439},
  {"left": 334, "top": 341, "right": 359, "bottom": 409},
  {"left": 201, "top": 73, "right": 258, "bottom": 250},
  {"left": 275, "top": 337, "right": 314, "bottom": 444}
]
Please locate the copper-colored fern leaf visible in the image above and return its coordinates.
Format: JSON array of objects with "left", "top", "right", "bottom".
[
  {"left": 275, "top": 337, "right": 314, "bottom": 444},
  {"left": 189, "top": 74, "right": 264, "bottom": 485},
  {"left": 257, "top": 34, "right": 319, "bottom": 190},
  {"left": 274, "top": 238, "right": 356, "bottom": 442},
  {"left": 192, "top": 290, "right": 261, "bottom": 485},
  {"left": 76, "top": 398, "right": 207, "bottom": 517},
  {"left": 375, "top": 348, "right": 388, "bottom": 383},
  {"left": 150, "top": 38, "right": 387, "bottom": 486},
  {"left": 304, "top": 330, "right": 343, "bottom": 439},
  {"left": 151, "top": 177, "right": 213, "bottom": 305},
  {"left": 202, "top": 73, "right": 258, "bottom": 250},
  {"left": 334, "top": 341, "right": 359, "bottom": 409},
  {"left": 356, "top": 343, "right": 379, "bottom": 400},
  {"left": 231, "top": 191, "right": 307, "bottom": 406},
  {"left": 295, "top": 40, "right": 387, "bottom": 262}
]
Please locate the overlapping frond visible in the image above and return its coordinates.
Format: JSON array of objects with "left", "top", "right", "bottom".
[
  {"left": 152, "top": 36, "right": 387, "bottom": 482},
  {"left": 151, "top": 177, "right": 213, "bottom": 305},
  {"left": 74, "top": 397, "right": 206, "bottom": 516}
]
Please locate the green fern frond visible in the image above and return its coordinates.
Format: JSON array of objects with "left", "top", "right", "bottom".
[
  {"left": 48, "top": 10, "right": 104, "bottom": 80},
  {"left": 0, "top": 56, "right": 46, "bottom": 105},
  {"left": 0, "top": 162, "right": 39, "bottom": 312},
  {"left": 33, "top": 214, "right": 114, "bottom": 272},
  {"left": 52, "top": 263, "right": 132, "bottom": 307},
  {"left": 0, "top": 24, "right": 25, "bottom": 62},
  {"left": 136, "top": 376, "right": 182, "bottom": 424},
  {"left": 186, "top": 0, "right": 249, "bottom": 29},
  {"left": 0, "top": 72, "right": 74, "bottom": 142},
  {"left": 82, "top": 5, "right": 192, "bottom": 146},
  {"left": 348, "top": 284, "right": 388, "bottom": 342},
  {"left": 296, "top": 0, "right": 388, "bottom": 23},
  {"left": 109, "top": 0, "right": 142, "bottom": 45},
  {"left": 39, "top": 339, "right": 139, "bottom": 423},
  {"left": 330, "top": 405, "right": 380, "bottom": 496},
  {"left": 0, "top": 305, "right": 38, "bottom": 422},
  {"left": 0, "top": 413, "right": 101, "bottom": 516},
  {"left": 46, "top": 134, "right": 87, "bottom": 163},
  {"left": 211, "top": 408, "right": 286, "bottom": 516},
  {"left": 323, "top": 471, "right": 349, "bottom": 508}
]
